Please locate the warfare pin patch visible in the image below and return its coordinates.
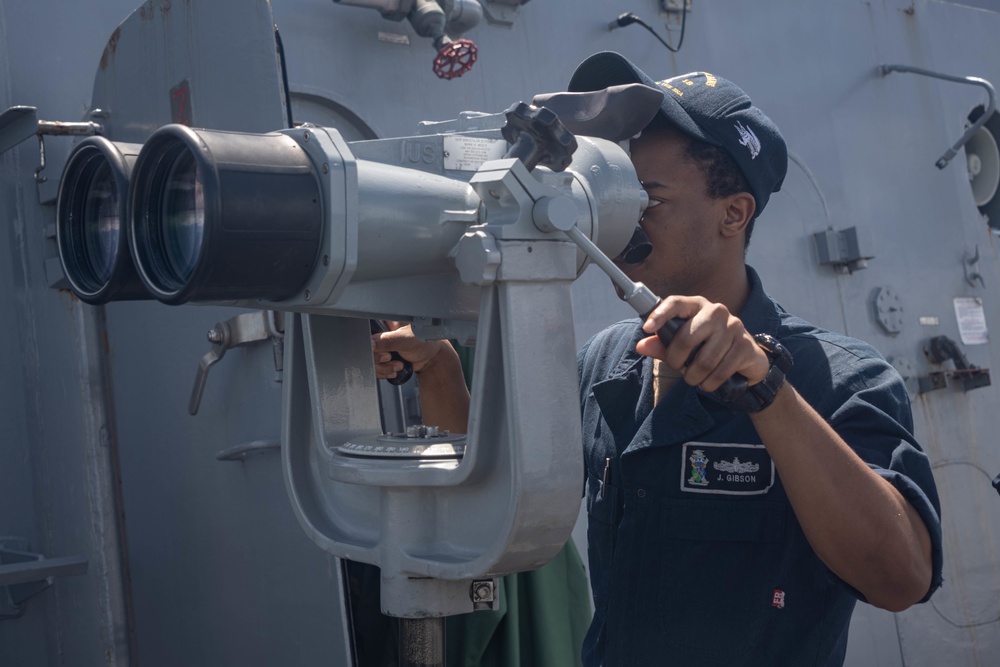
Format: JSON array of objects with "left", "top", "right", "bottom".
[{"left": 681, "top": 442, "right": 775, "bottom": 495}]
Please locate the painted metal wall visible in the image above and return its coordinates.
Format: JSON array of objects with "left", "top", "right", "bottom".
[
  {"left": 2, "top": 0, "right": 999, "bottom": 665},
  {"left": 0, "top": 2, "right": 353, "bottom": 666},
  {"left": 1, "top": 3, "right": 143, "bottom": 664}
]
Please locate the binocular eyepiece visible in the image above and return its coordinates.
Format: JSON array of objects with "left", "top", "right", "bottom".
[{"left": 615, "top": 225, "right": 652, "bottom": 265}]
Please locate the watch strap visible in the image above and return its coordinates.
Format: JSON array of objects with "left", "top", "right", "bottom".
[{"left": 727, "top": 333, "right": 793, "bottom": 413}]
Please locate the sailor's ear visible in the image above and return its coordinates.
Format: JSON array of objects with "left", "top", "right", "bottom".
[{"left": 720, "top": 192, "right": 755, "bottom": 238}]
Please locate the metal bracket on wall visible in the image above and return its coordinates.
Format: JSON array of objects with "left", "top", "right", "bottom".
[
  {"left": 920, "top": 335, "right": 991, "bottom": 393},
  {"left": 0, "top": 538, "right": 88, "bottom": 620},
  {"left": 879, "top": 64, "right": 996, "bottom": 169},
  {"left": 0, "top": 106, "right": 102, "bottom": 204},
  {"left": 813, "top": 226, "right": 874, "bottom": 273},
  {"left": 189, "top": 310, "right": 285, "bottom": 415},
  {"left": 964, "top": 245, "right": 986, "bottom": 289}
]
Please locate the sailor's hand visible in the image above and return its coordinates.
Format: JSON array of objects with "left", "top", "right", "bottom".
[
  {"left": 372, "top": 323, "right": 454, "bottom": 381},
  {"left": 637, "top": 295, "right": 770, "bottom": 391}
]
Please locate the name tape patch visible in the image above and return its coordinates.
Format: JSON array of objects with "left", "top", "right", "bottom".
[{"left": 681, "top": 442, "right": 775, "bottom": 495}]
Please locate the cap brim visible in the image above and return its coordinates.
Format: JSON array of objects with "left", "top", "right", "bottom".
[{"left": 568, "top": 51, "right": 720, "bottom": 146}]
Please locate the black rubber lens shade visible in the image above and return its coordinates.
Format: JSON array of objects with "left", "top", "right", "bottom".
[
  {"left": 129, "top": 124, "right": 323, "bottom": 305},
  {"left": 56, "top": 136, "right": 147, "bottom": 304}
]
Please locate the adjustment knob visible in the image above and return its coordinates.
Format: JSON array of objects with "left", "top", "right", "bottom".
[{"left": 501, "top": 102, "right": 578, "bottom": 172}]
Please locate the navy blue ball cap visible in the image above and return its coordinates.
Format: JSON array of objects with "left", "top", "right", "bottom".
[{"left": 568, "top": 51, "right": 788, "bottom": 218}]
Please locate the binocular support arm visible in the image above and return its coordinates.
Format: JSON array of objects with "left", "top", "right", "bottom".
[{"left": 282, "top": 246, "right": 583, "bottom": 617}]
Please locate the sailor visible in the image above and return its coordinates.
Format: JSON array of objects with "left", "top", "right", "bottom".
[{"left": 374, "top": 52, "right": 943, "bottom": 666}]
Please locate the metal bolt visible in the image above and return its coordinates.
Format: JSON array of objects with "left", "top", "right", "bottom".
[
  {"left": 471, "top": 580, "right": 494, "bottom": 603},
  {"left": 303, "top": 131, "right": 311, "bottom": 142},
  {"left": 322, "top": 163, "right": 329, "bottom": 173},
  {"left": 304, "top": 290, "right": 311, "bottom": 301},
  {"left": 207, "top": 328, "right": 224, "bottom": 343}
]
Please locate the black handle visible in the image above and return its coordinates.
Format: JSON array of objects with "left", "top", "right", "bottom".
[
  {"left": 648, "top": 311, "right": 748, "bottom": 403},
  {"left": 370, "top": 320, "right": 414, "bottom": 386},
  {"left": 500, "top": 102, "right": 578, "bottom": 172},
  {"left": 386, "top": 351, "right": 414, "bottom": 386}
]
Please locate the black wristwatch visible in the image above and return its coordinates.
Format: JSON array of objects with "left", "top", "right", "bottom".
[{"left": 728, "top": 333, "right": 794, "bottom": 413}]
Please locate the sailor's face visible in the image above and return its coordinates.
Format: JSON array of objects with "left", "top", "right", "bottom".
[{"left": 620, "top": 127, "right": 731, "bottom": 299}]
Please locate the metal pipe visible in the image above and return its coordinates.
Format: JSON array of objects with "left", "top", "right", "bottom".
[
  {"left": 36, "top": 120, "right": 101, "bottom": 137},
  {"left": 399, "top": 617, "right": 446, "bottom": 667},
  {"left": 879, "top": 64, "right": 997, "bottom": 169},
  {"left": 563, "top": 225, "right": 659, "bottom": 314}
]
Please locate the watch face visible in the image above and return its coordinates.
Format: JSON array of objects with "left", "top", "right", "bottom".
[{"left": 752, "top": 333, "right": 793, "bottom": 372}]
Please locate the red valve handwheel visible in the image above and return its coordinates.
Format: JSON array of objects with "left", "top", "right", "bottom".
[{"left": 433, "top": 39, "right": 478, "bottom": 80}]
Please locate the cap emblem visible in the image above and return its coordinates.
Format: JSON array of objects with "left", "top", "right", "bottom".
[{"left": 735, "top": 121, "right": 761, "bottom": 159}]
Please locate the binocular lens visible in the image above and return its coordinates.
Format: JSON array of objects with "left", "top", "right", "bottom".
[
  {"left": 81, "top": 160, "right": 121, "bottom": 285},
  {"left": 160, "top": 152, "right": 205, "bottom": 284},
  {"left": 56, "top": 137, "right": 146, "bottom": 304}
]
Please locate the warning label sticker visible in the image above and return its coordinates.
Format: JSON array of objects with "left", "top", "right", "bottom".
[
  {"left": 954, "top": 297, "right": 988, "bottom": 345},
  {"left": 443, "top": 136, "right": 506, "bottom": 171}
]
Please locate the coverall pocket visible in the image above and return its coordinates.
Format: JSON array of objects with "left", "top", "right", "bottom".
[{"left": 651, "top": 498, "right": 787, "bottom": 658}]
